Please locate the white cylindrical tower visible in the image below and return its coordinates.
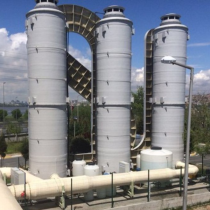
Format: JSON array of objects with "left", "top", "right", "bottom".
[
  {"left": 152, "top": 14, "right": 189, "bottom": 166},
  {"left": 26, "top": 0, "right": 67, "bottom": 179},
  {"left": 95, "top": 6, "right": 133, "bottom": 173}
]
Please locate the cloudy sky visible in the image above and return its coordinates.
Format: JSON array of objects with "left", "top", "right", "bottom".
[{"left": 0, "top": 0, "right": 209, "bottom": 103}]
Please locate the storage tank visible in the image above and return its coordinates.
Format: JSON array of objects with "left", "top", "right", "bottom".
[
  {"left": 95, "top": 5, "right": 133, "bottom": 173},
  {"left": 141, "top": 147, "right": 173, "bottom": 170},
  {"left": 151, "top": 14, "right": 189, "bottom": 167},
  {"left": 84, "top": 164, "right": 99, "bottom": 201},
  {"left": 26, "top": 0, "right": 67, "bottom": 179},
  {"left": 72, "top": 159, "right": 86, "bottom": 176}
]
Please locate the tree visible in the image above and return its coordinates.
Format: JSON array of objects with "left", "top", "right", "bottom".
[
  {"left": 20, "top": 138, "right": 29, "bottom": 169},
  {"left": 0, "top": 110, "right": 8, "bottom": 122},
  {"left": 131, "top": 86, "right": 144, "bottom": 134},
  {"left": 11, "top": 109, "right": 22, "bottom": 120},
  {"left": 23, "top": 110, "right": 28, "bottom": 120},
  {"left": 69, "top": 103, "right": 91, "bottom": 139},
  {"left": 70, "top": 135, "right": 91, "bottom": 153},
  {"left": 185, "top": 94, "right": 210, "bottom": 153},
  {"left": 6, "top": 121, "right": 21, "bottom": 141},
  {"left": 0, "top": 134, "right": 7, "bottom": 167}
]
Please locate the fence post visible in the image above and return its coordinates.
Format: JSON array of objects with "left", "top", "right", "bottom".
[
  {"left": 179, "top": 167, "right": 182, "bottom": 197},
  {"left": 71, "top": 178, "right": 73, "bottom": 210},
  {"left": 111, "top": 173, "right": 114, "bottom": 208},
  {"left": 147, "top": 170, "right": 150, "bottom": 202}
]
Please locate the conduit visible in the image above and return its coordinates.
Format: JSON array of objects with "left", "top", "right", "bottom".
[
  {"left": 0, "top": 171, "right": 23, "bottom": 210},
  {"left": 9, "top": 165, "right": 198, "bottom": 200}
]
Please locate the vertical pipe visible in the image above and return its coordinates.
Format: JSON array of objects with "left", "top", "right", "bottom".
[
  {"left": 71, "top": 178, "right": 73, "bottom": 210},
  {"left": 147, "top": 170, "right": 150, "bottom": 202},
  {"left": 111, "top": 173, "right": 114, "bottom": 208},
  {"left": 66, "top": 23, "right": 70, "bottom": 170}
]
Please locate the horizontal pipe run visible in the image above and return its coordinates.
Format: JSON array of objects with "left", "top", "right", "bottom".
[{"left": 9, "top": 164, "right": 198, "bottom": 200}]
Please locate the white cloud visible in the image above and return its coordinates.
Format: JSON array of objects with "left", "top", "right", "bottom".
[
  {"left": 192, "top": 69, "right": 210, "bottom": 94},
  {"left": 131, "top": 67, "right": 144, "bottom": 92},
  {"left": 188, "top": 42, "right": 210, "bottom": 47},
  {"left": 68, "top": 45, "right": 91, "bottom": 70},
  {"left": 0, "top": 28, "right": 28, "bottom": 103}
]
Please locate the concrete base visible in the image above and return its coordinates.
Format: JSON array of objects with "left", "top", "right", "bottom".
[{"left": 108, "top": 192, "right": 210, "bottom": 210}]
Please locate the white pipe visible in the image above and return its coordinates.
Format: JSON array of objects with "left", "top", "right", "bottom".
[
  {"left": 176, "top": 161, "right": 199, "bottom": 175},
  {"left": 0, "top": 171, "right": 23, "bottom": 210},
  {"left": 0, "top": 167, "right": 11, "bottom": 178},
  {"left": 131, "top": 30, "right": 152, "bottom": 151},
  {"left": 9, "top": 165, "right": 198, "bottom": 200}
]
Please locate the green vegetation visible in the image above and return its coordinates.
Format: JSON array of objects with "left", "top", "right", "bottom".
[
  {"left": 184, "top": 94, "right": 210, "bottom": 153},
  {"left": 23, "top": 110, "right": 28, "bottom": 120},
  {"left": 6, "top": 141, "right": 22, "bottom": 154},
  {"left": 131, "top": 86, "right": 144, "bottom": 134},
  {"left": 67, "top": 103, "right": 91, "bottom": 153},
  {"left": 20, "top": 137, "right": 29, "bottom": 168},
  {"left": 0, "top": 134, "right": 7, "bottom": 167},
  {"left": 11, "top": 109, "right": 22, "bottom": 120},
  {"left": 0, "top": 110, "right": 8, "bottom": 121},
  {"left": 70, "top": 135, "right": 91, "bottom": 153}
]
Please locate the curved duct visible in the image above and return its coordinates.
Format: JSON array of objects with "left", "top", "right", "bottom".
[
  {"left": 9, "top": 165, "right": 198, "bottom": 200},
  {"left": 131, "top": 29, "right": 154, "bottom": 151},
  {"left": 58, "top": 5, "right": 139, "bottom": 162}
]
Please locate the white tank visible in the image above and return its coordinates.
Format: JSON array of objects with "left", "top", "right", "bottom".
[
  {"left": 26, "top": 0, "right": 67, "bottom": 179},
  {"left": 136, "top": 154, "right": 141, "bottom": 171},
  {"left": 72, "top": 159, "right": 86, "bottom": 176},
  {"left": 84, "top": 164, "right": 99, "bottom": 201},
  {"left": 151, "top": 14, "right": 189, "bottom": 167},
  {"left": 95, "top": 5, "right": 133, "bottom": 173},
  {"left": 140, "top": 147, "right": 173, "bottom": 171}
]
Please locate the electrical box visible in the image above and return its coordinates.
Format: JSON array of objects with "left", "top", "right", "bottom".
[
  {"left": 119, "top": 161, "right": 130, "bottom": 173},
  {"left": 11, "top": 168, "right": 25, "bottom": 185}
]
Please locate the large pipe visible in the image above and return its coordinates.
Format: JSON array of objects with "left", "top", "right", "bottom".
[
  {"left": 0, "top": 171, "right": 23, "bottom": 210},
  {"left": 9, "top": 164, "right": 198, "bottom": 200}
]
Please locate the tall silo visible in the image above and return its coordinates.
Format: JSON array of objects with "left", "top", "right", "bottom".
[
  {"left": 151, "top": 14, "right": 189, "bottom": 166},
  {"left": 95, "top": 6, "right": 133, "bottom": 173},
  {"left": 26, "top": 0, "right": 67, "bottom": 179}
]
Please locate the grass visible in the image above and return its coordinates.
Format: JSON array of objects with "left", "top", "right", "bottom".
[{"left": 6, "top": 141, "right": 22, "bottom": 154}]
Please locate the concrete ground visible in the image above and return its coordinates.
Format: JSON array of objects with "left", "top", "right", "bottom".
[{"left": 20, "top": 179, "right": 210, "bottom": 210}]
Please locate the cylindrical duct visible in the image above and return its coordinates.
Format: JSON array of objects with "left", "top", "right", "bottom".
[
  {"left": 95, "top": 6, "right": 133, "bottom": 173},
  {"left": 152, "top": 14, "right": 189, "bottom": 166},
  {"left": 26, "top": 1, "right": 67, "bottom": 179}
]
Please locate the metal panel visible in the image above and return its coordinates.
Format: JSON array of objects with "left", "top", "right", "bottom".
[
  {"left": 26, "top": 2, "right": 67, "bottom": 179},
  {"left": 96, "top": 7, "right": 133, "bottom": 173},
  {"left": 152, "top": 14, "right": 188, "bottom": 166}
]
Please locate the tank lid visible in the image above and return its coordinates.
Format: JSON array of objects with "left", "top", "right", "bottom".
[
  {"left": 160, "top": 13, "right": 181, "bottom": 26},
  {"left": 75, "top": 157, "right": 83, "bottom": 161},
  {"left": 87, "top": 162, "right": 95, "bottom": 165},
  {"left": 34, "top": 0, "right": 58, "bottom": 8},
  {"left": 151, "top": 146, "right": 162, "bottom": 150},
  {"left": 103, "top": 5, "right": 125, "bottom": 18},
  {"left": 35, "top": 0, "right": 58, "bottom": 4}
]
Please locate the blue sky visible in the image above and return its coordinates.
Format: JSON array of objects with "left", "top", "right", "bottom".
[{"left": 0, "top": 0, "right": 209, "bottom": 102}]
